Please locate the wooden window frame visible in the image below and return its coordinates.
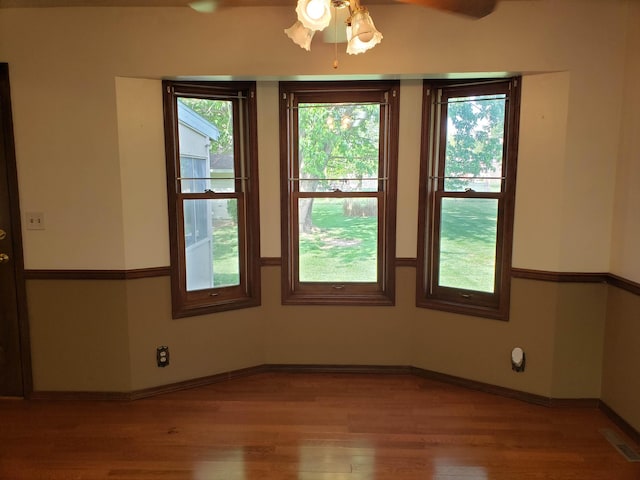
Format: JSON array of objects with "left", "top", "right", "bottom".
[
  {"left": 163, "top": 81, "right": 261, "bottom": 318},
  {"left": 416, "top": 78, "right": 521, "bottom": 320},
  {"left": 279, "top": 80, "right": 400, "bottom": 306}
]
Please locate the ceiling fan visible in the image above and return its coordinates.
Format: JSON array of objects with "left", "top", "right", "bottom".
[
  {"left": 395, "top": 0, "right": 498, "bottom": 18},
  {"left": 188, "top": 0, "right": 498, "bottom": 67},
  {"left": 188, "top": 0, "right": 498, "bottom": 19}
]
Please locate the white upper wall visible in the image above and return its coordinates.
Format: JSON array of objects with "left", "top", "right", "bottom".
[
  {"left": 0, "top": 0, "right": 631, "bottom": 275},
  {"left": 116, "top": 77, "right": 170, "bottom": 270}
]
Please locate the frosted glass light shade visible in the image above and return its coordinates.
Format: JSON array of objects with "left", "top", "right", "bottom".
[
  {"left": 296, "top": 0, "right": 332, "bottom": 31},
  {"left": 285, "top": 21, "right": 316, "bottom": 51},
  {"left": 322, "top": 5, "right": 350, "bottom": 43},
  {"left": 188, "top": 0, "right": 219, "bottom": 13},
  {"left": 346, "top": 9, "right": 382, "bottom": 55}
]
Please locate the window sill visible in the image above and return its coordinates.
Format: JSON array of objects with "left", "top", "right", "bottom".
[
  {"left": 172, "top": 296, "right": 261, "bottom": 319},
  {"left": 416, "top": 297, "right": 509, "bottom": 321},
  {"left": 282, "top": 290, "right": 395, "bottom": 307}
]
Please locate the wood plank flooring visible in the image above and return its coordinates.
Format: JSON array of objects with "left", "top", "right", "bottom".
[{"left": 1, "top": 372, "right": 639, "bottom": 479}]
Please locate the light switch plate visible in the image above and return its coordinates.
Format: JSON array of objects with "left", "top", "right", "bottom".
[{"left": 25, "top": 212, "right": 45, "bottom": 230}]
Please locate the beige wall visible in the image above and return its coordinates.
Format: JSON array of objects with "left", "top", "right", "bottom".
[
  {"left": 263, "top": 267, "right": 414, "bottom": 366},
  {"left": 411, "top": 277, "right": 557, "bottom": 396},
  {"left": 512, "top": 72, "right": 570, "bottom": 271},
  {"left": 116, "top": 77, "right": 170, "bottom": 270},
  {"left": 0, "top": 0, "right": 638, "bottom": 432},
  {"left": 601, "top": 1, "right": 640, "bottom": 434},
  {"left": 0, "top": 1, "right": 627, "bottom": 270},
  {"left": 611, "top": 0, "right": 640, "bottom": 283},
  {"left": 551, "top": 282, "right": 606, "bottom": 398},
  {"left": 26, "top": 280, "right": 132, "bottom": 392},
  {"left": 603, "top": 287, "right": 640, "bottom": 431},
  {"left": 23, "top": 271, "right": 608, "bottom": 400},
  {"left": 125, "top": 277, "right": 265, "bottom": 391}
]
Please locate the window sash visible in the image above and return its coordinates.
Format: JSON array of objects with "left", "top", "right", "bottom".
[
  {"left": 280, "top": 81, "right": 399, "bottom": 305},
  {"left": 429, "top": 193, "right": 506, "bottom": 307},
  {"left": 436, "top": 86, "right": 510, "bottom": 194},
  {"left": 292, "top": 191, "right": 384, "bottom": 288},
  {"left": 417, "top": 78, "right": 520, "bottom": 320},
  {"left": 164, "top": 81, "right": 260, "bottom": 318},
  {"left": 176, "top": 193, "right": 247, "bottom": 302}
]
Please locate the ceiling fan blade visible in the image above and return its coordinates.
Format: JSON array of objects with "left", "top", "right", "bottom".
[{"left": 394, "top": 0, "right": 498, "bottom": 18}]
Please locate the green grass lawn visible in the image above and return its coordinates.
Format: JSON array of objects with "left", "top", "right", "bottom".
[
  {"left": 211, "top": 219, "right": 240, "bottom": 287},
  {"left": 300, "top": 198, "right": 497, "bottom": 290},
  {"left": 439, "top": 198, "right": 497, "bottom": 292},
  {"left": 208, "top": 198, "right": 497, "bottom": 291},
  {"left": 299, "top": 198, "right": 378, "bottom": 282}
]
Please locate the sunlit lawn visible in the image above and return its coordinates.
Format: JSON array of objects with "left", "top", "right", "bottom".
[
  {"left": 211, "top": 220, "right": 240, "bottom": 287},
  {"left": 439, "top": 198, "right": 498, "bottom": 292},
  {"left": 300, "top": 199, "right": 497, "bottom": 289},
  {"left": 299, "top": 199, "right": 378, "bottom": 282},
  {"left": 210, "top": 199, "right": 498, "bottom": 290}
]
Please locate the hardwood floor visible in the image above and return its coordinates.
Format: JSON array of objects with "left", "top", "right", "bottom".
[{"left": 1, "top": 372, "right": 639, "bottom": 479}]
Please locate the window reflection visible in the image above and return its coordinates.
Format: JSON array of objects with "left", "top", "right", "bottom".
[
  {"left": 434, "top": 459, "right": 488, "bottom": 479},
  {"left": 195, "top": 448, "right": 245, "bottom": 480},
  {"left": 298, "top": 442, "right": 375, "bottom": 479}
]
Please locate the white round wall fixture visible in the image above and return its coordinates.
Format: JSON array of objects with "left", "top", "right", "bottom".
[{"left": 511, "top": 347, "right": 526, "bottom": 372}]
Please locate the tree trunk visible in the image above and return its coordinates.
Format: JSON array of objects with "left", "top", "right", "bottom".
[
  {"left": 299, "top": 140, "right": 332, "bottom": 234},
  {"left": 299, "top": 197, "right": 315, "bottom": 234}
]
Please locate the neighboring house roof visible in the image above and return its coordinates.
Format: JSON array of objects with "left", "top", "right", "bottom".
[
  {"left": 178, "top": 101, "right": 220, "bottom": 141},
  {"left": 210, "top": 153, "right": 234, "bottom": 171}
]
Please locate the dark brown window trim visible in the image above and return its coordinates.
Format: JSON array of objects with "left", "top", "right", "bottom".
[
  {"left": 23, "top": 267, "right": 171, "bottom": 280},
  {"left": 510, "top": 268, "right": 609, "bottom": 284},
  {"left": 163, "top": 81, "right": 261, "bottom": 318},
  {"left": 22, "top": 265, "right": 640, "bottom": 298},
  {"left": 395, "top": 257, "right": 417, "bottom": 268},
  {"left": 279, "top": 80, "right": 399, "bottom": 307},
  {"left": 512, "top": 268, "right": 640, "bottom": 296},
  {"left": 260, "top": 257, "right": 282, "bottom": 267},
  {"left": 607, "top": 273, "right": 640, "bottom": 296},
  {"left": 416, "top": 78, "right": 522, "bottom": 321}
]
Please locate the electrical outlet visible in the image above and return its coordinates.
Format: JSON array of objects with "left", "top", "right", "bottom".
[{"left": 156, "top": 346, "right": 170, "bottom": 367}]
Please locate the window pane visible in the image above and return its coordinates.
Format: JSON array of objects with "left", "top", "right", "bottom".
[
  {"left": 184, "top": 199, "right": 240, "bottom": 291},
  {"left": 444, "top": 95, "right": 506, "bottom": 193},
  {"left": 298, "top": 197, "right": 378, "bottom": 283},
  {"left": 177, "top": 97, "right": 236, "bottom": 193},
  {"left": 298, "top": 103, "right": 380, "bottom": 193},
  {"left": 180, "top": 155, "right": 208, "bottom": 194},
  {"left": 183, "top": 197, "right": 209, "bottom": 248},
  {"left": 438, "top": 198, "right": 498, "bottom": 293}
]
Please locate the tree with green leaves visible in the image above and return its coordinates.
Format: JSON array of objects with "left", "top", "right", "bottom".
[
  {"left": 444, "top": 95, "right": 506, "bottom": 191},
  {"left": 298, "top": 102, "right": 380, "bottom": 232},
  {"left": 178, "top": 97, "right": 234, "bottom": 157}
]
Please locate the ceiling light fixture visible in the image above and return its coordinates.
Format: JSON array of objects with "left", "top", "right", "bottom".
[{"left": 285, "top": 0, "right": 382, "bottom": 66}]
